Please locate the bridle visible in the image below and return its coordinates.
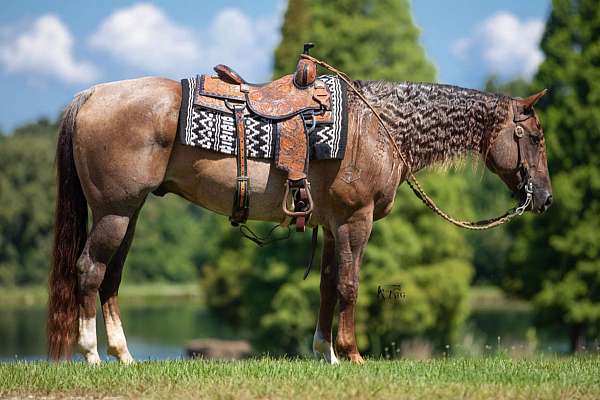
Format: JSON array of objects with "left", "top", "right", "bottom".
[{"left": 511, "top": 100, "right": 537, "bottom": 215}]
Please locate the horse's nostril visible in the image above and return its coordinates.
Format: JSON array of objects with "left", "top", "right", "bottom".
[{"left": 545, "top": 194, "right": 553, "bottom": 207}]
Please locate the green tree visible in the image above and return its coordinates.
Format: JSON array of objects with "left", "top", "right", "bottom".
[
  {"left": 273, "top": 0, "right": 311, "bottom": 78},
  {"left": 0, "top": 120, "right": 57, "bottom": 286},
  {"left": 273, "top": 0, "right": 436, "bottom": 81},
  {"left": 506, "top": 0, "right": 600, "bottom": 351}
]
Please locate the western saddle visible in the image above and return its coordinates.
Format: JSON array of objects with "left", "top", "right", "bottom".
[{"left": 194, "top": 43, "right": 332, "bottom": 230}]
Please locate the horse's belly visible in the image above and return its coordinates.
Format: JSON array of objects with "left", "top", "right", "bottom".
[{"left": 163, "top": 145, "right": 288, "bottom": 221}]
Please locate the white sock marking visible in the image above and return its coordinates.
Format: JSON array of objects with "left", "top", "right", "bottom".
[
  {"left": 105, "top": 312, "right": 134, "bottom": 363},
  {"left": 313, "top": 326, "right": 339, "bottom": 365},
  {"left": 78, "top": 317, "right": 101, "bottom": 364}
]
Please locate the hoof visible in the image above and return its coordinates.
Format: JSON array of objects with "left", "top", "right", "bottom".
[
  {"left": 84, "top": 352, "right": 101, "bottom": 364},
  {"left": 349, "top": 353, "right": 365, "bottom": 365},
  {"left": 313, "top": 330, "right": 339, "bottom": 365},
  {"left": 108, "top": 347, "right": 134, "bottom": 364},
  {"left": 120, "top": 353, "right": 135, "bottom": 364}
]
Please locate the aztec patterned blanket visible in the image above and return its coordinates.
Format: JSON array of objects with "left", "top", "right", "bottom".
[{"left": 178, "top": 75, "right": 348, "bottom": 160}]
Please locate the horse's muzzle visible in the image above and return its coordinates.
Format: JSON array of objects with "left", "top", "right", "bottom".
[{"left": 535, "top": 190, "right": 553, "bottom": 214}]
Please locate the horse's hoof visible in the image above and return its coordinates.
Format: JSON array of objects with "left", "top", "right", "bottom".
[
  {"left": 85, "top": 352, "right": 101, "bottom": 364},
  {"left": 313, "top": 331, "right": 339, "bottom": 365},
  {"left": 349, "top": 353, "right": 365, "bottom": 365},
  {"left": 119, "top": 352, "right": 135, "bottom": 365},
  {"left": 313, "top": 349, "right": 340, "bottom": 365},
  {"left": 108, "top": 346, "right": 134, "bottom": 364}
]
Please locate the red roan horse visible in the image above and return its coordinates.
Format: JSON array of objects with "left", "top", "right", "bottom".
[{"left": 48, "top": 75, "right": 551, "bottom": 364}]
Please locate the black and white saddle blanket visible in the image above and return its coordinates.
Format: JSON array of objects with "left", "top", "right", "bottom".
[{"left": 178, "top": 75, "right": 348, "bottom": 160}]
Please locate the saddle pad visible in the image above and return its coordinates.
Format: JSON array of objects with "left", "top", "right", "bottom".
[{"left": 178, "top": 75, "right": 348, "bottom": 160}]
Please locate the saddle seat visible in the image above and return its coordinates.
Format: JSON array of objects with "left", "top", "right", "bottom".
[{"left": 197, "top": 69, "right": 329, "bottom": 120}]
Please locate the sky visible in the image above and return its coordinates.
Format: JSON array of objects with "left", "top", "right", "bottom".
[{"left": 0, "top": 0, "right": 551, "bottom": 132}]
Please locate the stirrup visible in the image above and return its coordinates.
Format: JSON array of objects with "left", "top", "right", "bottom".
[{"left": 282, "top": 180, "right": 313, "bottom": 232}]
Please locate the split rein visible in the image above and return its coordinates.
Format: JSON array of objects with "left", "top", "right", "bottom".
[{"left": 301, "top": 54, "right": 533, "bottom": 230}]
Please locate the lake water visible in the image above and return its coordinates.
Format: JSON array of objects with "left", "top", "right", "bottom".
[{"left": 0, "top": 301, "right": 569, "bottom": 361}]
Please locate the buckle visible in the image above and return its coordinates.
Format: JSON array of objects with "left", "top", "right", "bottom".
[{"left": 515, "top": 125, "right": 524, "bottom": 138}]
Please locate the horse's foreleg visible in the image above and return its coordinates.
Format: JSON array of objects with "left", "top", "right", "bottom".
[
  {"left": 313, "top": 228, "right": 339, "bottom": 364},
  {"left": 99, "top": 208, "right": 141, "bottom": 364},
  {"left": 333, "top": 209, "right": 373, "bottom": 364},
  {"left": 76, "top": 213, "right": 132, "bottom": 363}
]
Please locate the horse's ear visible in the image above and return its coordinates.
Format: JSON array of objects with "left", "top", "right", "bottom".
[{"left": 518, "top": 89, "right": 548, "bottom": 109}]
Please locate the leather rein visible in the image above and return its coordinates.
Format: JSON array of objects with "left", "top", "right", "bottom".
[{"left": 301, "top": 54, "right": 535, "bottom": 230}]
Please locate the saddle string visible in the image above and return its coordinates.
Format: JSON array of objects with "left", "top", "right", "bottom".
[
  {"left": 301, "top": 54, "right": 531, "bottom": 230},
  {"left": 239, "top": 223, "right": 291, "bottom": 247}
]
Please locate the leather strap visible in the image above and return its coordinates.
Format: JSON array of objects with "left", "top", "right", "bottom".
[
  {"left": 230, "top": 105, "right": 250, "bottom": 225},
  {"left": 303, "top": 226, "right": 319, "bottom": 280}
]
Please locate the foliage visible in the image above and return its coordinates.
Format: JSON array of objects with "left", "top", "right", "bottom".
[
  {"left": 505, "top": 0, "right": 600, "bottom": 350},
  {"left": 2, "top": 358, "right": 600, "bottom": 400},
  {"left": 0, "top": 120, "right": 56, "bottom": 286},
  {"left": 125, "top": 197, "right": 223, "bottom": 282},
  {"left": 273, "top": 0, "right": 436, "bottom": 82}
]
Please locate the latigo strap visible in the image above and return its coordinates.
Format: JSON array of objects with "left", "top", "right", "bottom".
[{"left": 230, "top": 104, "right": 250, "bottom": 225}]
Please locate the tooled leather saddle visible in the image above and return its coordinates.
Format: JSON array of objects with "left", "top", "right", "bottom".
[{"left": 194, "top": 43, "right": 331, "bottom": 230}]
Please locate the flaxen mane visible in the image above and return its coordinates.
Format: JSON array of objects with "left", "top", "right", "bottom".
[{"left": 355, "top": 81, "right": 512, "bottom": 170}]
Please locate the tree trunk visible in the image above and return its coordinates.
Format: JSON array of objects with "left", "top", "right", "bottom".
[{"left": 569, "top": 324, "right": 586, "bottom": 353}]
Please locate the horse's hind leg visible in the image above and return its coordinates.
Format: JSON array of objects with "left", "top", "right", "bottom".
[
  {"left": 76, "top": 211, "right": 135, "bottom": 363},
  {"left": 99, "top": 207, "right": 142, "bottom": 363},
  {"left": 313, "top": 228, "right": 339, "bottom": 364}
]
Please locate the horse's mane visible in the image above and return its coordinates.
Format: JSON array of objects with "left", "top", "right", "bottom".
[{"left": 354, "top": 80, "right": 512, "bottom": 170}]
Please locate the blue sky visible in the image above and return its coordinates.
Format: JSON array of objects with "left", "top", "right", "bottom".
[{"left": 0, "top": 0, "right": 551, "bottom": 132}]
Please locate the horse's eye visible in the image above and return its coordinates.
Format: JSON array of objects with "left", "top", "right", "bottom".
[{"left": 530, "top": 134, "right": 541, "bottom": 145}]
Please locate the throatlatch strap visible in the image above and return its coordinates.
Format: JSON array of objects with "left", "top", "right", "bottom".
[{"left": 230, "top": 106, "right": 250, "bottom": 225}]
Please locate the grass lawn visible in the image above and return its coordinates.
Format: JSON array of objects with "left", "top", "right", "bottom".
[{"left": 1, "top": 357, "right": 599, "bottom": 399}]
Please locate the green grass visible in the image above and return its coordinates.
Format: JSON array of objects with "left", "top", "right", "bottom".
[{"left": 1, "top": 357, "right": 599, "bottom": 399}]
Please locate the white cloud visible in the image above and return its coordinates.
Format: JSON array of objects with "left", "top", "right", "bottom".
[
  {"left": 89, "top": 4, "right": 200, "bottom": 74},
  {"left": 89, "top": 3, "right": 283, "bottom": 80},
  {"left": 452, "top": 12, "right": 544, "bottom": 79},
  {"left": 0, "top": 14, "right": 98, "bottom": 83}
]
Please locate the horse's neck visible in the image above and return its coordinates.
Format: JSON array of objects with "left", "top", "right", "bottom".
[{"left": 356, "top": 80, "right": 510, "bottom": 171}]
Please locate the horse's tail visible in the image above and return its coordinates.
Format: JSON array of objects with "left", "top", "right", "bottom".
[{"left": 47, "top": 88, "right": 94, "bottom": 360}]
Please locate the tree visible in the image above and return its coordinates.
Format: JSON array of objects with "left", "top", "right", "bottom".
[
  {"left": 273, "top": 0, "right": 311, "bottom": 78},
  {"left": 506, "top": 0, "right": 600, "bottom": 351},
  {"left": 0, "top": 120, "right": 56, "bottom": 286},
  {"left": 273, "top": 0, "right": 436, "bottom": 82}
]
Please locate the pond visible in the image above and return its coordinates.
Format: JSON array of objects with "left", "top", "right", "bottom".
[
  {"left": 0, "top": 302, "right": 242, "bottom": 361},
  {"left": 0, "top": 301, "right": 569, "bottom": 361}
]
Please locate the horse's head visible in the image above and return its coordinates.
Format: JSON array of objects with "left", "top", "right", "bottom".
[{"left": 485, "top": 90, "right": 553, "bottom": 214}]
